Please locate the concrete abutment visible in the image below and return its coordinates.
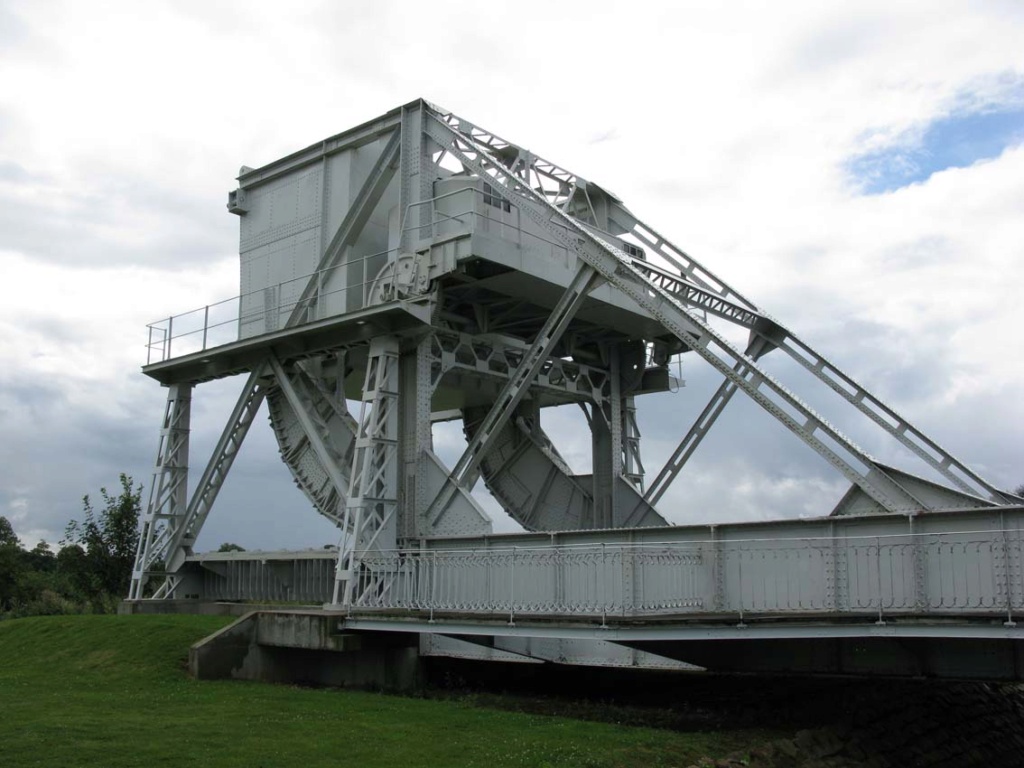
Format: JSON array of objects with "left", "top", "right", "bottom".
[{"left": 188, "top": 611, "right": 424, "bottom": 691}]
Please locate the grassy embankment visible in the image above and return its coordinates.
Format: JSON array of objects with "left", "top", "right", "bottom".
[{"left": 0, "top": 614, "right": 773, "bottom": 767}]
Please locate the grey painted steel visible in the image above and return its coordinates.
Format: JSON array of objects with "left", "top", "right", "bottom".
[
  {"left": 348, "top": 617, "right": 1024, "bottom": 643},
  {"left": 284, "top": 129, "right": 402, "bottom": 328},
  {"left": 181, "top": 507, "right": 1024, "bottom": 627},
  {"left": 132, "top": 98, "right": 1022, "bottom": 684},
  {"left": 130, "top": 383, "right": 192, "bottom": 599},
  {"left": 423, "top": 263, "right": 601, "bottom": 525},
  {"left": 343, "top": 525, "right": 1024, "bottom": 624},
  {"left": 421, "top": 633, "right": 698, "bottom": 670},
  {"left": 164, "top": 370, "right": 267, "bottom": 573},
  {"left": 191, "top": 552, "right": 336, "bottom": 603},
  {"left": 335, "top": 336, "right": 402, "bottom": 604},
  {"left": 269, "top": 355, "right": 352, "bottom": 523},
  {"left": 266, "top": 359, "right": 357, "bottom": 526},
  {"left": 423, "top": 112, "right": 996, "bottom": 515}
]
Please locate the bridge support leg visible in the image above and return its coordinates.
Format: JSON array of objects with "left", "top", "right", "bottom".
[
  {"left": 591, "top": 346, "right": 623, "bottom": 528},
  {"left": 400, "top": 334, "right": 436, "bottom": 538},
  {"left": 335, "top": 336, "right": 401, "bottom": 607},
  {"left": 130, "top": 383, "right": 192, "bottom": 600}
]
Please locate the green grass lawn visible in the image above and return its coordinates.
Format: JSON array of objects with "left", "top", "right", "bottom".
[{"left": 0, "top": 614, "right": 774, "bottom": 767}]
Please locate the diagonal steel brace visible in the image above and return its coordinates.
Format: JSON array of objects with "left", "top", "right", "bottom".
[{"left": 426, "top": 263, "right": 601, "bottom": 524}]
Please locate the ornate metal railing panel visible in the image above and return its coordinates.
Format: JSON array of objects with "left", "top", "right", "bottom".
[
  {"left": 328, "top": 529, "right": 1024, "bottom": 622},
  {"left": 350, "top": 546, "right": 705, "bottom": 618}
]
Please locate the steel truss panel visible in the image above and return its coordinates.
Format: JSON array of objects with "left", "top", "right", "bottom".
[{"left": 342, "top": 504, "right": 1024, "bottom": 626}]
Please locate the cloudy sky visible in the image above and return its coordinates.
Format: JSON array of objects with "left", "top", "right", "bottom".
[{"left": 1, "top": 0, "right": 1022, "bottom": 551}]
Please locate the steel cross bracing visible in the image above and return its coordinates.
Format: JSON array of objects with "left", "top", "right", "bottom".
[
  {"left": 159, "top": 369, "right": 266, "bottom": 577},
  {"left": 620, "top": 211, "right": 1013, "bottom": 503},
  {"left": 424, "top": 114, "right": 962, "bottom": 515},
  {"left": 423, "top": 263, "right": 602, "bottom": 526},
  {"left": 599, "top": 185, "right": 1004, "bottom": 504},
  {"left": 642, "top": 336, "right": 771, "bottom": 508},
  {"left": 433, "top": 105, "right": 1008, "bottom": 508},
  {"left": 432, "top": 330, "right": 614, "bottom": 407}
]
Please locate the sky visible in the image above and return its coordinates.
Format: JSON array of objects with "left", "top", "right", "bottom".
[{"left": 1, "top": 0, "right": 1022, "bottom": 551}]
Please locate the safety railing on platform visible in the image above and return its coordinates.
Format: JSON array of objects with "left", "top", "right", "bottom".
[
  {"left": 145, "top": 184, "right": 669, "bottom": 366},
  {"left": 145, "top": 249, "right": 401, "bottom": 365},
  {"left": 345, "top": 529, "right": 1023, "bottom": 623}
]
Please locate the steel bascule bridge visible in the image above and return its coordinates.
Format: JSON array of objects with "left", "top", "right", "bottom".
[{"left": 128, "top": 99, "right": 1024, "bottom": 682}]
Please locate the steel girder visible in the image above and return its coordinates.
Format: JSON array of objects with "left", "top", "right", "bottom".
[{"left": 622, "top": 397, "right": 644, "bottom": 490}]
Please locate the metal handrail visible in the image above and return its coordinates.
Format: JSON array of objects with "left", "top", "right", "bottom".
[{"left": 145, "top": 247, "right": 401, "bottom": 364}]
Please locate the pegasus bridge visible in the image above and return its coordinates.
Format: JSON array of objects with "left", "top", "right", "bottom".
[{"left": 127, "top": 99, "right": 1024, "bottom": 685}]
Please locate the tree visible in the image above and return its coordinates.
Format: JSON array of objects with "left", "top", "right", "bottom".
[
  {"left": 23, "top": 540, "right": 56, "bottom": 573},
  {"left": 0, "top": 517, "right": 24, "bottom": 611},
  {"left": 63, "top": 474, "right": 142, "bottom": 600},
  {"left": 0, "top": 516, "right": 18, "bottom": 548},
  {"left": 1015, "top": 484, "right": 1024, "bottom": 498},
  {"left": 217, "top": 542, "right": 245, "bottom": 552}
]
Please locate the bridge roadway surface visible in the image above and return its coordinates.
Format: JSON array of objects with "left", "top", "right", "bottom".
[{"left": 175, "top": 505, "right": 1024, "bottom": 680}]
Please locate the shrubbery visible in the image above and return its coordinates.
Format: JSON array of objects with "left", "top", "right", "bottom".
[{"left": 0, "top": 474, "right": 141, "bottom": 619}]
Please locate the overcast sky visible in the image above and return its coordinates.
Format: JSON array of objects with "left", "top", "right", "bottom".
[{"left": 1, "top": 0, "right": 1022, "bottom": 551}]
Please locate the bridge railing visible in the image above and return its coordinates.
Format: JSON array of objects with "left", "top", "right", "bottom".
[{"left": 349, "top": 530, "right": 1022, "bottom": 623}]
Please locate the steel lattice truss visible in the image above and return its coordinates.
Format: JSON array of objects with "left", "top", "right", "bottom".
[{"left": 129, "top": 99, "right": 1020, "bottom": 605}]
